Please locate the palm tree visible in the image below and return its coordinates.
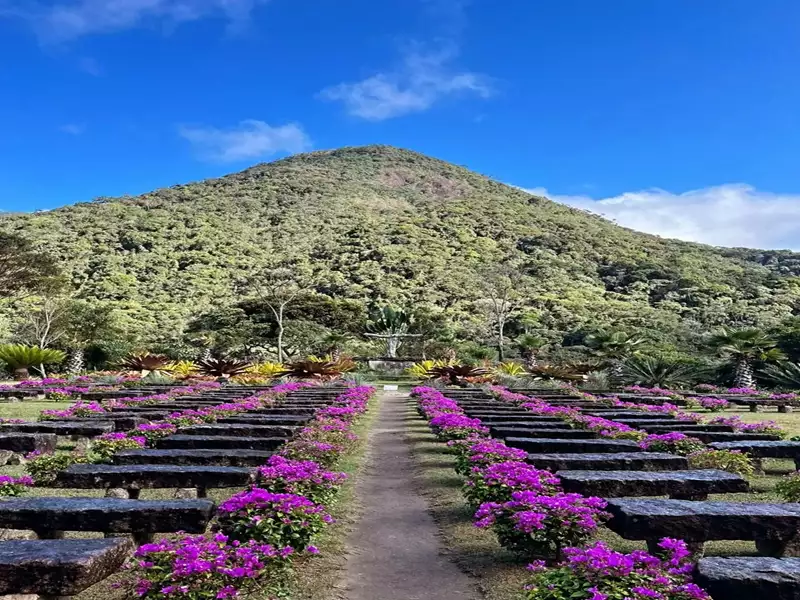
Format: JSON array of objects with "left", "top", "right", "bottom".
[
  {"left": 365, "top": 306, "right": 418, "bottom": 358},
  {"left": 585, "top": 330, "right": 646, "bottom": 384},
  {"left": 708, "top": 328, "right": 784, "bottom": 389},
  {"left": 516, "top": 334, "right": 546, "bottom": 371},
  {"left": 0, "top": 345, "right": 66, "bottom": 379},
  {"left": 321, "top": 332, "right": 351, "bottom": 361}
]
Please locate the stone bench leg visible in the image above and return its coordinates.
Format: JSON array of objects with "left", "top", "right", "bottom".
[
  {"left": 647, "top": 538, "right": 705, "bottom": 558},
  {"left": 33, "top": 530, "right": 65, "bottom": 540},
  {"left": 779, "top": 406, "right": 793, "bottom": 413},
  {"left": 755, "top": 535, "right": 800, "bottom": 557},
  {"left": 196, "top": 486, "right": 208, "bottom": 499},
  {"left": 669, "top": 492, "right": 708, "bottom": 501},
  {"left": 104, "top": 488, "right": 140, "bottom": 499},
  {"left": 71, "top": 436, "right": 91, "bottom": 453},
  {"left": 794, "top": 458, "right": 800, "bottom": 472},
  {"left": 752, "top": 458, "right": 765, "bottom": 475},
  {"left": 750, "top": 405, "right": 763, "bottom": 413},
  {"left": 175, "top": 488, "right": 197, "bottom": 499}
]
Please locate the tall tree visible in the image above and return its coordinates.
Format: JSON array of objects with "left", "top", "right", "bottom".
[
  {"left": 479, "top": 264, "right": 529, "bottom": 361},
  {"left": 708, "top": 328, "right": 784, "bottom": 389},
  {"left": 0, "top": 233, "right": 60, "bottom": 297},
  {"left": 242, "top": 263, "right": 317, "bottom": 363},
  {"left": 365, "top": 306, "right": 417, "bottom": 358}
]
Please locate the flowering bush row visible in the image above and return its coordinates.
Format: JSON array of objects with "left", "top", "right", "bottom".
[
  {"left": 412, "top": 386, "right": 712, "bottom": 599},
  {"left": 125, "top": 384, "right": 375, "bottom": 599}
]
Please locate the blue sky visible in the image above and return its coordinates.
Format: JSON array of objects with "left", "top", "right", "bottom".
[{"left": 2, "top": 0, "right": 800, "bottom": 248}]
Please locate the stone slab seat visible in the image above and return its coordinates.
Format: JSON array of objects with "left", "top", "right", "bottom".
[
  {"left": 505, "top": 437, "right": 643, "bottom": 454},
  {"left": 218, "top": 416, "right": 311, "bottom": 426},
  {"left": 710, "top": 440, "right": 800, "bottom": 470},
  {"left": 179, "top": 424, "right": 298, "bottom": 438},
  {"left": 584, "top": 411, "right": 682, "bottom": 420},
  {"left": 157, "top": 434, "right": 287, "bottom": 451},
  {"left": 53, "top": 463, "right": 256, "bottom": 498},
  {"left": 0, "top": 432, "right": 57, "bottom": 453},
  {"left": 0, "top": 538, "right": 134, "bottom": 598},
  {"left": 674, "top": 431, "right": 783, "bottom": 443},
  {"left": 0, "top": 421, "right": 114, "bottom": 437},
  {"left": 491, "top": 427, "right": 597, "bottom": 440},
  {"left": 0, "top": 497, "right": 215, "bottom": 544},
  {"left": 606, "top": 499, "right": 800, "bottom": 557},
  {"left": 482, "top": 420, "right": 578, "bottom": 429},
  {"left": 115, "top": 448, "right": 276, "bottom": 467},
  {"left": 526, "top": 452, "right": 688, "bottom": 472},
  {"left": 247, "top": 407, "right": 318, "bottom": 415},
  {"left": 694, "top": 557, "right": 800, "bottom": 600},
  {"left": 558, "top": 469, "right": 749, "bottom": 500},
  {"left": 56, "top": 415, "right": 146, "bottom": 432},
  {"left": 640, "top": 423, "right": 735, "bottom": 433}
]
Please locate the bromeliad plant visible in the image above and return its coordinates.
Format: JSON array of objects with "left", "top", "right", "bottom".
[
  {"left": 197, "top": 357, "right": 252, "bottom": 379},
  {"left": 427, "top": 364, "right": 490, "bottom": 386},
  {"left": 475, "top": 490, "right": 610, "bottom": 561},
  {"left": 120, "top": 353, "right": 172, "bottom": 377},
  {"left": 523, "top": 539, "right": 711, "bottom": 600}
]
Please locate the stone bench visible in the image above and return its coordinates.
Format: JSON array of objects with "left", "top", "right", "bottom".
[
  {"left": 491, "top": 427, "right": 597, "bottom": 440},
  {"left": 558, "top": 469, "right": 749, "bottom": 500},
  {"left": 483, "top": 420, "right": 578, "bottom": 429},
  {"left": 606, "top": 499, "right": 800, "bottom": 556},
  {"left": 640, "top": 423, "right": 734, "bottom": 433},
  {"left": 54, "top": 463, "right": 256, "bottom": 498},
  {"left": 0, "top": 421, "right": 114, "bottom": 437},
  {"left": 694, "top": 557, "right": 800, "bottom": 599},
  {"left": 179, "top": 424, "right": 298, "bottom": 437},
  {"left": 673, "top": 431, "right": 782, "bottom": 443},
  {"left": 505, "top": 437, "right": 643, "bottom": 454},
  {"left": 157, "top": 434, "right": 287, "bottom": 450},
  {"left": 218, "top": 415, "right": 311, "bottom": 426},
  {"left": 248, "top": 407, "right": 318, "bottom": 415},
  {"left": 0, "top": 538, "right": 133, "bottom": 598},
  {"left": 584, "top": 411, "right": 681, "bottom": 420},
  {"left": 115, "top": 448, "right": 275, "bottom": 466},
  {"left": 0, "top": 497, "right": 215, "bottom": 544},
  {"left": 0, "top": 433, "right": 57, "bottom": 454},
  {"left": 57, "top": 415, "right": 146, "bottom": 431},
  {"left": 526, "top": 452, "right": 688, "bottom": 472},
  {"left": 710, "top": 440, "right": 800, "bottom": 470},
  {"left": 729, "top": 398, "right": 800, "bottom": 413}
]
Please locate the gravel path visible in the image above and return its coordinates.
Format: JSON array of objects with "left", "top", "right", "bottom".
[{"left": 342, "top": 392, "right": 481, "bottom": 600}]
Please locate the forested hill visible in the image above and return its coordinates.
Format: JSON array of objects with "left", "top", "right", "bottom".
[{"left": 2, "top": 145, "right": 800, "bottom": 353}]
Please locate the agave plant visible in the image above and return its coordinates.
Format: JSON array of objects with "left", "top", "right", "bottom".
[
  {"left": 0, "top": 344, "right": 66, "bottom": 379},
  {"left": 427, "top": 364, "right": 490, "bottom": 387},
  {"left": 196, "top": 357, "right": 252, "bottom": 379},
  {"left": 165, "top": 360, "right": 198, "bottom": 378},
  {"left": 279, "top": 359, "right": 344, "bottom": 380},
  {"left": 120, "top": 353, "right": 172, "bottom": 377},
  {"left": 494, "top": 361, "right": 527, "bottom": 376}
]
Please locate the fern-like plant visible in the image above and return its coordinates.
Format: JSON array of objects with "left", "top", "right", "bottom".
[
  {"left": 0, "top": 345, "right": 66, "bottom": 379},
  {"left": 197, "top": 357, "right": 252, "bottom": 379}
]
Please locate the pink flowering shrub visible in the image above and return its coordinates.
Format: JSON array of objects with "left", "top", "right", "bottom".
[
  {"left": 572, "top": 415, "right": 644, "bottom": 441},
  {"left": 696, "top": 397, "right": 730, "bottom": 412},
  {"left": 475, "top": 491, "right": 609, "bottom": 560},
  {"left": 90, "top": 432, "right": 147, "bottom": 463},
  {"left": 451, "top": 437, "right": 528, "bottom": 476},
  {"left": 430, "top": 413, "right": 489, "bottom": 442},
  {"left": 124, "top": 533, "right": 292, "bottom": 600},
  {"left": 135, "top": 422, "right": 179, "bottom": 444},
  {"left": 464, "top": 461, "right": 562, "bottom": 507},
  {"left": 524, "top": 539, "right": 711, "bottom": 600},
  {"left": 707, "top": 415, "right": 786, "bottom": 437},
  {"left": 216, "top": 489, "right": 332, "bottom": 551},
  {"left": 0, "top": 474, "right": 33, "bottom": 497},
  {"left": 639, "top": 433, "right": 706, "bottom": 456},
  {"left": 258, "top": 455, "right": 346, "bottom": 505}
]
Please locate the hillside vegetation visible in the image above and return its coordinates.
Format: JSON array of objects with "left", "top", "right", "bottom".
[{"left": 2, "top": 145, "right": 799, "bottom": 360}]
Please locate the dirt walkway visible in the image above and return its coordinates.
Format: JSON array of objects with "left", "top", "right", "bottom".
[{"left": 342, "top": 392, "right": 481, "bottom": 600}]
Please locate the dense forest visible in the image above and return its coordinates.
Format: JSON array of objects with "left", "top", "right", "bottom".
[{"left": 2, "top": 145, "right": 800, "bottom": 369}]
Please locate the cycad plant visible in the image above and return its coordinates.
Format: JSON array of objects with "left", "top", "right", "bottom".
[
  {"left": 761, "top": 362, "right": 800, "bottom": 389},
  {"left": 585, "top": 330, "right": 646, "bottom": 384},
  {"left": 0, "top": 344, "right": 66, "bottom": 379},
  {"left": 365, "top": 306, "right": 416, "bottom": 358},
  {"left": 621, "top": 355, "right": 703, "bottom": 389},
  {"left": 708, "top": 328, "right": 784, "bottom": 389},
  {"left": 516, "top": 334, "right": 546, "bottom": 371}
]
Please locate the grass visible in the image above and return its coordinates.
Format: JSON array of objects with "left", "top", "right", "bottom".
[
  {"left": 0, "top": 400, "right": 74, "bottom": 420},
  {"left": 289, "top": 393, "right": 381, "bottom": 600}
]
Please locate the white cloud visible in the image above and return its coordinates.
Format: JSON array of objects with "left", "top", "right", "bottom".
[
  {"left": 526, "top": 184, "right": 800, "bottom": 250},
  {"left": 319, "top": 46, "right": 493, "bottom": 121},
  {"left": 178, "top": 119, "right": 311, "bottom": 163},
  {"left": 10, "top": 0, "right": 268, "bottom": 42},
  {"left": 59, "top": 123, "right": 85, "bottom": 135}
]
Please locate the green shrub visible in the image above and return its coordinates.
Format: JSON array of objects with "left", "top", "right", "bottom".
[
  {"left": 776, "top": 471, "right": 800, "bottom": 502},
  {"left": 25, "top": 452, "right": 86, "bottom": 485},
  {"left": 688, "top": 449, "right": 754, "bottom": 477}
]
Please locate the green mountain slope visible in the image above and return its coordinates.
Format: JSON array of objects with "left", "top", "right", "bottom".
[{"left": 3, "top": 145, "right": 799, "bottom": 353}]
